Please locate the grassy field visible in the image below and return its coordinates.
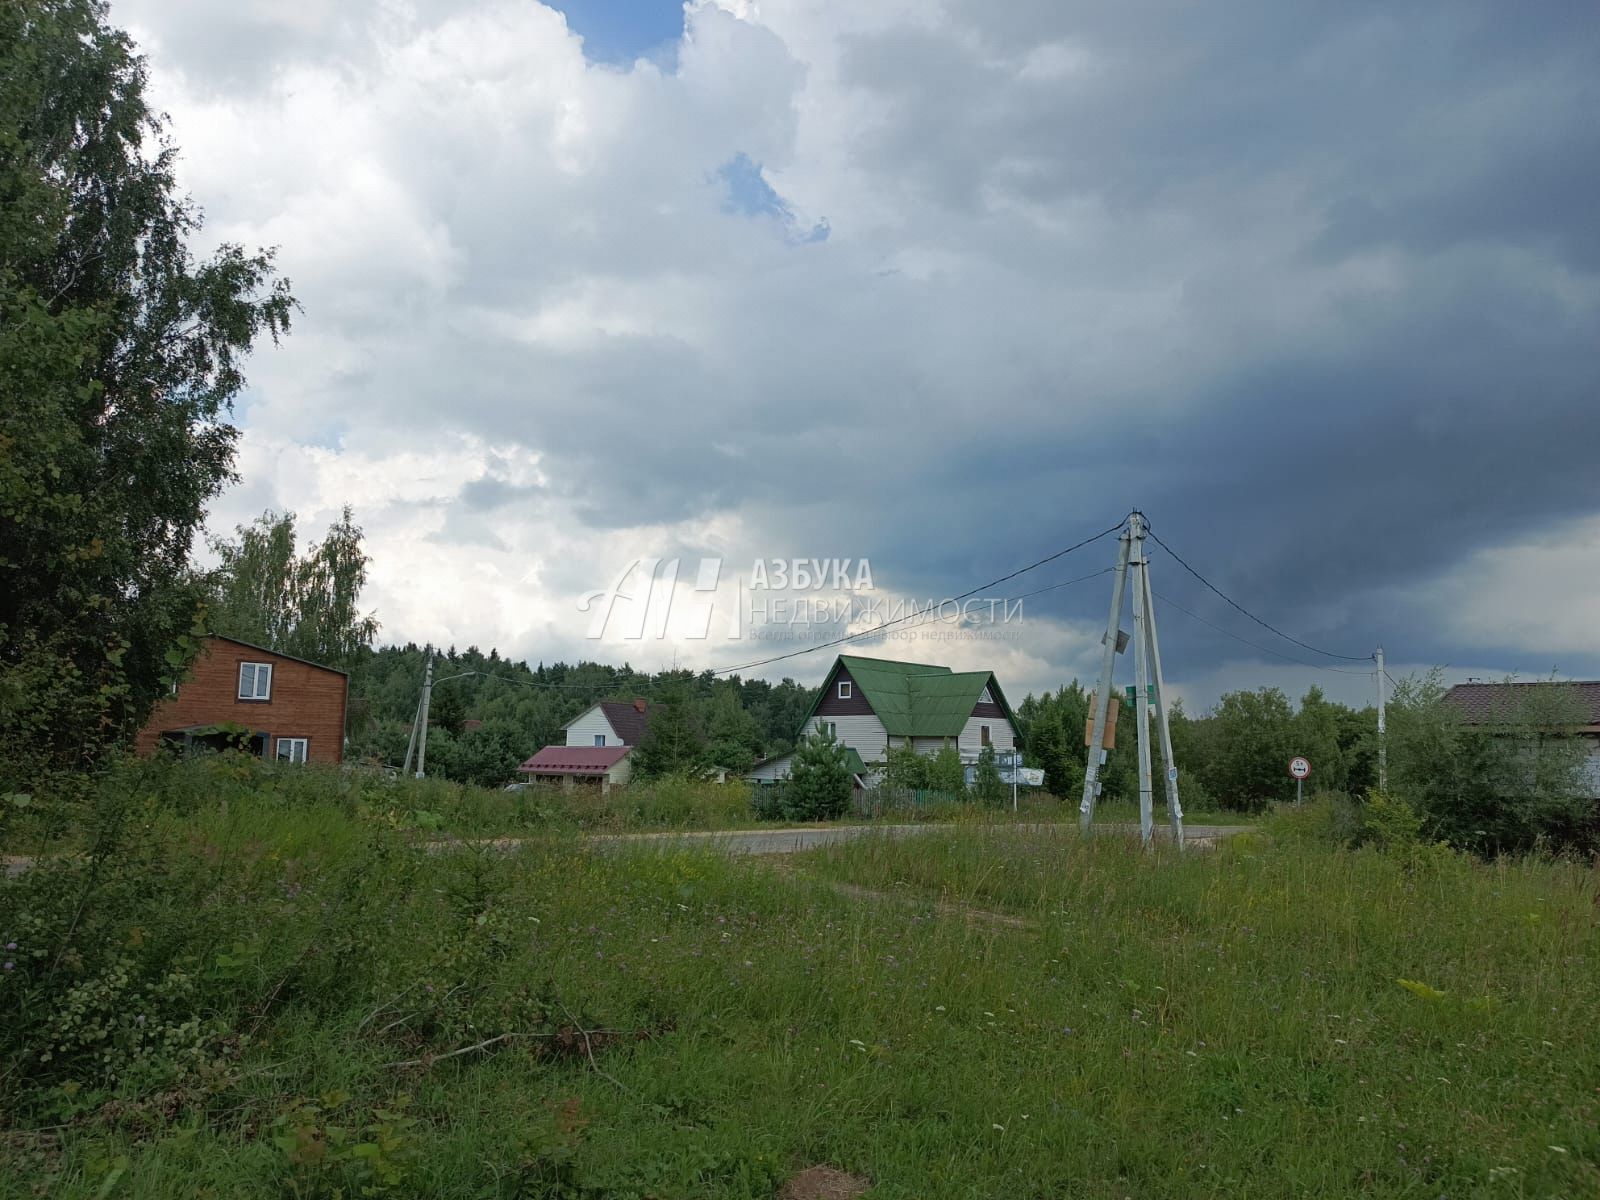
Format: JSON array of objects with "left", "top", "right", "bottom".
[
  {"left": 0, "top": 756, "right": 1256, "bottom": 860},
  {"left": 3, "top": 776, "right": 1595, "bottom": 1197}
]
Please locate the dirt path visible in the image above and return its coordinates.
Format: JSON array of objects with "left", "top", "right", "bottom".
[{"left": 762, "top": 859, "right": 1040, "bottom": 931}]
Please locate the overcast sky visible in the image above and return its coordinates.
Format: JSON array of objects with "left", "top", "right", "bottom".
[{"left": 116, "top": 0, "right": 1600, "bottom": 709}]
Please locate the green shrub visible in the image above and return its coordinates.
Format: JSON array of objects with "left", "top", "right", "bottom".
[
  {"left": 1260, "top": 792, "right": 1362, "bottom": 846},
  {"left": 1359, "top": 789, "right": 1424, "bottom": 850}
]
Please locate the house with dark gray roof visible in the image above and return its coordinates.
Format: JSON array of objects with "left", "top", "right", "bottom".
[
  {"left": 562, "top": 697, "right": 657, "bottom": 748},
  {"left": 746, "top": 654, "right": 1019, "bottom": 785},
  {"left": 1443, "top": 680, "right": 1600, "bottom": 798}
]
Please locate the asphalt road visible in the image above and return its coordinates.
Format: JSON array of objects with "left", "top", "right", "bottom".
[
  {"left": 5, "top": 822, "right": 1250, "bottom": 877},
  {"left": 587, "top": 821, "right": 1251, "bottom": 856}
]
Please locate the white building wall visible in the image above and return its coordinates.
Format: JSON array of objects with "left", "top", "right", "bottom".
[
  {"left": 911, "top": 735, "right": 955, "bottom": 756},
  {"left": 606, "top": 753, "right": 634, "bottom": 788},
  {"left": 564, "top": 705, "right": 619, "bottom": 747},
  {"left": 958, "top": 715, "right": 1016, "bottom": 762},
  {"left": 747, "top": 753, "right": 794, "bottom": 783},
  {"left": 803, "top": 714, "right": 889, "bottom": 762}
]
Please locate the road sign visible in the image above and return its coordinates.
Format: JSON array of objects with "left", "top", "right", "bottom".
[{"left": 1288, "top": 756, "right": 1312, "bottom": 780}]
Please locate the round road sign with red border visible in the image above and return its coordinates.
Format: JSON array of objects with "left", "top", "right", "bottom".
[{"left": 1288, "top": 756, "right": 1312, "bottom": 780}]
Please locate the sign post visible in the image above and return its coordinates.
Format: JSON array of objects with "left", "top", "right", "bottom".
[
  {"left": 999, "top": 749, "right": 1022, "bottom": 811},
  {"left": 1288, "top": 755, "right": 1312, "bottom": 804}
]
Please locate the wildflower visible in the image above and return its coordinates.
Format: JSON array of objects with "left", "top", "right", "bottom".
[
  {"left": 4, "top": 942, "right": 14, "bottom": 951},
  {"left": 2, "top": 962, "right": 11, "bottom": 972}
]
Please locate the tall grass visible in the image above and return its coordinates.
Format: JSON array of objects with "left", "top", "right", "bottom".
[{"left": 3, "top": 771, "right": 1596, "bottom": 1196}]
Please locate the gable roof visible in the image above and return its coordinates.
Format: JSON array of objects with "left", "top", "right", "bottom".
[
  {"left": 1443, "top": 681, "right": 1600, "bottom": 731},
  {"left": 747, "top": 746, "right": 870, "bottom": 777},
  {"left": 205, "top": 635, "right": 349, "bottom": 677},
  {"left": 519, "top": 745, "right": 631, "bottom": 774},
  {"left": 562, "top": 699, "right": 657, "bottom": 745},
  {"left": 801, "top": 654, "right": 1019, "bottom": 738}
]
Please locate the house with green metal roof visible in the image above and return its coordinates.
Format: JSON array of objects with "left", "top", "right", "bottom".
[{"left": 745, "top": 654, "right": 1019, "bottom": 784}]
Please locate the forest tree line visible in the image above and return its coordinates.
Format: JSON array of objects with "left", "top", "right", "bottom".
[{"left": 201, "top": 511, "right": 1598, "bottom": 857}]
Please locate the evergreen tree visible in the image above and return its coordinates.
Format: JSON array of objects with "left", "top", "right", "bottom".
[
  {"left": 631, "top": 686, "right": 705, "bottom": 779},
  {"left": 784, "top": 728, "right": 852, "bottom": 821},
  {"left": 702, "top": 683, "right": 760, "bottom": 774}
]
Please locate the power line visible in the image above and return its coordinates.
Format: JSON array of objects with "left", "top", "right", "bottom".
[
  {"left": 1006, "top": 567, "right": 1113, "bottom": 603},
  {"left": 1151, "top": 589, "right": 1375, "bottom": 676},
  {"left": 712, "top": 518, "right": 1128, "bottom": 675},
  {"left": 1143, "top": 526, "right": 1373, "bottom": 663}
]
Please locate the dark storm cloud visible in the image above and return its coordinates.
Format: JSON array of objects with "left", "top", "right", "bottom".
[
  {"left": 787, "top": 0, "right": 1600, "bottom": 678},
  {"left": 130, "top": 0, "right": 1600, "bottom": 690}
]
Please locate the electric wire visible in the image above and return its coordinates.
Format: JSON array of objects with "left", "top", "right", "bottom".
[
  {"left": 710, "top": 518, "right": 1128, "bottom": 675},
  {"left": 1151, "top": 589, "right": 1376, "bottom": 676},
  {"left": 1143, "top": 526, "right": 1374, "bottom": 662}
]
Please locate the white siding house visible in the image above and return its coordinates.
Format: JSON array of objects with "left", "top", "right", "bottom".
[
  {"left": 745, "top": 654, "right": 1022, "bottom": 787},
  {"left": 565, "top": 706, "right": 618, "bottom": 747},
  {"left": 800, "top": 713, "right": 890, "bottom": 762}
]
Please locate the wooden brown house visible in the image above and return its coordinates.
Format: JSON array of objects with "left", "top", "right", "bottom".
[{"left": 134, "top": 636, "right": 349, "bottom": 764}]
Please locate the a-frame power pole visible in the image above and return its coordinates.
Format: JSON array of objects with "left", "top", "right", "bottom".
[{"left": 1079, "top": 512, "right": 1185, "bottom": 849}]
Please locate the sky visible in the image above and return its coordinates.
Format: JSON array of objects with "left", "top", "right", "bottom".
[{"left": 112, "top": 0, "right": 1600, "bottom": 710}]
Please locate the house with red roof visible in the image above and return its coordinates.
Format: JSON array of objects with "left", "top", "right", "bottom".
[{"left": 516, "top": 697, "right": 657, "bottom": 791}]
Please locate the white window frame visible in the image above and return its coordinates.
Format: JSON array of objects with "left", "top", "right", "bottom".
[
  {"left": 838, "top": 680, "right": 852, "bottom": 699},
  {"left": 238, "top": 662, "right": 273, "bottom": 701},
  {"left": 593, "top": 734, "right": 606, "bottom": 747},
  {"left": 275, "top": 737, "right": 308, "bottom": 764}
]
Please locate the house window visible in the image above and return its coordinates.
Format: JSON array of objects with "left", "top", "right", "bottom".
[
  {"left": 838, "top": 680, "right": 852, "bottom": 700},
  {"left": 594, "top": 734, "right": 606, "bottom": 747},
  {"left": 981, "top": 725, "right": 992, "bottom": 746},
  {"left": 238, "top": 662, "right": 272, "bottom": 701},
  {"left": 275, "top": 737, "right": 308, "bottom": 764}
]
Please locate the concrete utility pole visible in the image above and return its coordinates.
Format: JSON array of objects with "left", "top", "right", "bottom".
[
  {"left": 1129, "top": 515, "right": 1157, "bottom": 845},
  {"left": 414, "top": 656, "right": 434, "bottom": 779},
  {"left": 401, "top": 689, "right": 423, "bottom": 776},
  {"left": 1080, "top": 525, "right": 1133, "bottom": 832},
  {"left": 1139, "top": 539, "right": 1184, "bottom": 849},
  {"left": 1376, "top": 645, "right": 1387, "bottom": 792},
  {"left": 1081, "top": 512, "right": 1185, "bottom": 849}
]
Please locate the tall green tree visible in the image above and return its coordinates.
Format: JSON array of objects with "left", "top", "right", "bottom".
[
  {"left": 702, "top": 683, "right": 760, "bottom": 774},
  {"left": 0, "top": 0, "right": 293, "bottom": 789},
  {"left": 1195, "top": 687, "right": 1296, "bottom": 811},
  {"left": 208, "top": 508, "right": 378, "bottom": 670},
  {"left": 631, "top": 686, "right": 705, "bottom": 779},
  {"left": 1025, "top": 706, "right": 1077, "bottom": 797}
]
